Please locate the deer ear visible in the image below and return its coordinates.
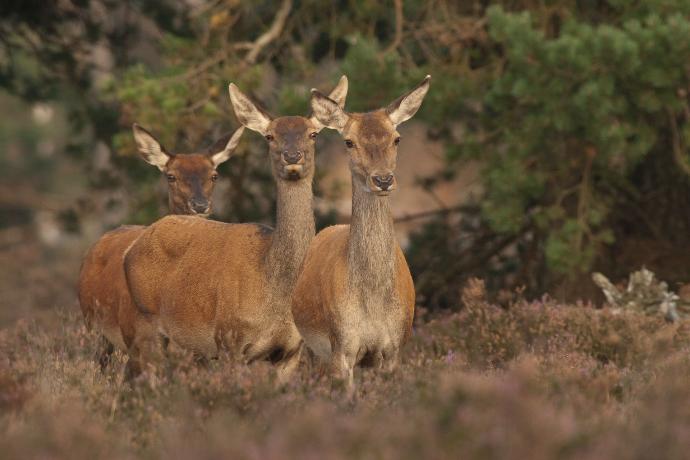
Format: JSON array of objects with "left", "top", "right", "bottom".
[
  {"left": 386, "top": 75, "right": 431, "bottom": 126},
  {"left": 132, "top": 123, "right": 171, "bottom": 171},
  {"left": 327, "top": 75, "right": 349, "bottom": 109},
  {"left": 228, "top": 83, "right": 272, "bottom": 136},
  {"left": 208, "top": 126, "right": 245, "bottom": 167},
  {"left": 310, "top": 89, "right": 349, "bottom": 132},
  {"left": 310, "top": 76, "right": 349, "bottom": 132}
]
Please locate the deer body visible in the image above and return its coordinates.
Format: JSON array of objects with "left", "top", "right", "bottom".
[
  {"left": 291, "top": 76, "right": 430, "bottom": 386},
  {"left": 78, "top": 126, "right": 243, "bottom": 369},
  {"left": 79, "top": 225, "right": 147, "bottom": 351},
  {"left": 124, "top": 180, "right": 312, "bottom": 366},
  {"left": 292, "top": 186, "right": 415, "bottom": 366},
  {"left": 123, "top": 78, "right": 348, "bottom": 379}
]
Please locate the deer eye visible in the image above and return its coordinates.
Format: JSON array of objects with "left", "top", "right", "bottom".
[
  {"left": 309, "top": 132, "right": 318, "bottom": 140},
  {"left": 265, "top": 134, "right": 274, "bottom": 142},
  {"left": 211, "top": 173, "right": 219, "bottom": 182},
  {"left": 166, "top": 174, "right": 176, "bottom": 183},
  {"left": 394, "top": 137, "right": 401, "bottom": 146},
  {"left": 344, "top": 139, "right": 355, "bottom": 148}
]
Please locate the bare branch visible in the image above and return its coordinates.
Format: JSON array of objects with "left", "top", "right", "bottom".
[
  {"left": 394, "top": 205, "right": 465, "bottom": 223},
  {"left": 243, "top": 0, "right": 292, "bottom": 65},
  {"left": 381, "top": 0, "right": 404, "bottom": 56},
  {"left": 668, "top": 108, "right": 690, "bottom": 176}
]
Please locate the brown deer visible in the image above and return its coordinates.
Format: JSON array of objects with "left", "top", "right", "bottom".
[
  {"left": 78, "top": 125, "right": 244, "bottom": 370},
  {"left": 291, "top": 76, "right": 431, "bottom": 389},
  {"left": 122, "top": 77, "right": 348, "bottom": 380}
]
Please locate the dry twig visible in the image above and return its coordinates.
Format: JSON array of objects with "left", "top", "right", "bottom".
[
  {"left": 243, "top": 0, "right": 292, "bottom": 65},
  {"left": 668, "top": 108, "right": 690, "bottom": 176},
  {"left": 381, "top": 0, "right": 404, "bottom": 57}
]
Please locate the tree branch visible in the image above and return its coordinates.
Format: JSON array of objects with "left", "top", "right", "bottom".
[
  {"left": 668, "top": 108, "right": 690, "bottom": 176},
  {"left": 394, "top": 205, "right": 465, "bottom": 223},
  {"left": 243, "top": 0, "right": 292, "bottom": 65},
  {"left": 381, "top": 0, "right": 404, "bottom": 56}
]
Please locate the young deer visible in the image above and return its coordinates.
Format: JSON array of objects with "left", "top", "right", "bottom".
[
  {"left": 123, "top": 77, "right": 348, "bottom": 380},
  {"left": 291, "top": 76, "right": 431, "bottom": 388},
  {"left": 78, "top": 125, "right": 244, "bottom": 370}
]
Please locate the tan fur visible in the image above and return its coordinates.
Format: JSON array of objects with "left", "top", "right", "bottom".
[
  {"left": 78, "top": 126, "right": 243, "bottom": 370},
  {"left": 79, "top": 225, "right": 146, "bottom": 350},
  {"left": 292, "top": 77, "right": 430, "bottom": 388},
  {"left": 124, "top": 214, "right": 308, "bottom": 365},
  {"left": 123, "top": 79, "right": 348, "bottom": 381}
]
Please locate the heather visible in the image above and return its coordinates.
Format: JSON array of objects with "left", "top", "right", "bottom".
[
  {"left": 2, "top": 280, "right": 690, "bottom": 459},
  {"left": 5, "top": 1, "right": 690, "bottom": 457}
]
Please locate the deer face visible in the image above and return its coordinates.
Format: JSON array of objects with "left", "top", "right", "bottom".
[
  {"left": 132, "top": 124, "right": 244, "bottom": 216},
  {"left": 310, "top": 75, "right": 430, "bottom": 197},
  {"left": 339, "top": 112, "right": 400, "bottom": 195},
  {"left": 264, "top": 116, "right": 318, "bottom": 181},
  {"left": 228, "top": 76, "right": 348, "bottom": 183}
]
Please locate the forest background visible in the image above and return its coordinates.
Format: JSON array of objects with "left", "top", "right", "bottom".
[{"left": 3, "top": 0, "right": 690, "bottom": 323}]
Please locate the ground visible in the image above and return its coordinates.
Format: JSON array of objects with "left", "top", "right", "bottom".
[{"left": 2, "top": 279, "right": 690, "bottom": 459}]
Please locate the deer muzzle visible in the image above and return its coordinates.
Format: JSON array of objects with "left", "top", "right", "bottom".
[
  {"left": 189, "top": 198, "right": 211, "bottom": 215},
  {"left": 371, "top": 173, "right": 396, "bottom": 194}
]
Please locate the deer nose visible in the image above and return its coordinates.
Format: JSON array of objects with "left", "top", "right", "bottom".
[
  {"left": 282, "top": 150, "right": 303, "bottom": 165},
  {"left": 190, "top": 199, "right": 210, "bottom": 214},
  {"left": 372, "top": 174, "right": 395, "bottom": 191}
]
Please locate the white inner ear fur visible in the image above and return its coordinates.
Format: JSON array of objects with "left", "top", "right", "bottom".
[
  {"left": 228, "top": 84, "right": 272, "bottom": 135},
  {"left": 132, "top": 124, "right": 170, "bottom": 171},
  {"left": 387, "top": 75, "right": 431, "bottom": 127},
  {"left": 210, "top": 126, "right": 245, "bottom": 167},
  {"left": 309, "top": 76, "right": 349, "bottom": 132},
  {"left": 310, "top": 91, "right": 349, "bottom": 133}
]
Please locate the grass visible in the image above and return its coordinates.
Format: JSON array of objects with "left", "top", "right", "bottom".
[{"left": 2, "top": 278, "right": 690, "bottom": 459}]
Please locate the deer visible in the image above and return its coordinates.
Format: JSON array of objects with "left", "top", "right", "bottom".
[
  {"left": 78, "top": 124, "right": 244, "bottom": 371},
  {"left": 122, "top": 76, "right": 349, "bottom": 381},
  {"left": 291, "top": 75, "right": 431, "bottom": 390}
]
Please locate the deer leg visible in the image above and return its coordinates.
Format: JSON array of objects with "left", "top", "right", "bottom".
[
  {"left": 96, "top": 335, "right": 115, "bottom": 372},
  {"left": 276, "top": 340, "right": 304, "bottom": 385},
  {"left": 330, "top": 341, "right": 357, "bottom": 397},
  {"left": 123, "top": 319, "right": 163, "bottom": 382},
  {"left": 372, "top": 350, "right": 385, "bottom": 369},
  {"left": 382, "top": 347, "right": 400, "bottom": 373},
  {"left": 123, "top": 344, "right": 142, "bottom": 382},
  {"left": 161, "top": 335, "right": 170, "bottom": 352}
]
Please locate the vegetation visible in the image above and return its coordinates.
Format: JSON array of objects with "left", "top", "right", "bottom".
[
  {"left": 4, "top": 1, "right": 690, "bottom": 304},
  {"left": 3, "top": 1, "right": 690, "bottom": 455},
  {"left": 3, "top": 283, "right": 690, "bottom": 458}
]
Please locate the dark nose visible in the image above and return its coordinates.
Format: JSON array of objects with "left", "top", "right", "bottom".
[
  {"left": 190, "top": 199, "right": 210, "bottom": 214},
  {"left": 372, "top": 174, "right": 394, "bottom": 190},
  {"left": 283, "top": 150, "right": 303, "bottom": 165}
]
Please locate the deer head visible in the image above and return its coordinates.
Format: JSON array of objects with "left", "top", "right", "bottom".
[
  {"left": 309, "top": 75, "right": 431, "bottom": 196},
  {"left": 132, "top": 124, "right": 245, "bottom": 215},
  {"left": 228, "top": 76, "right": 348, "bottom": 182}
]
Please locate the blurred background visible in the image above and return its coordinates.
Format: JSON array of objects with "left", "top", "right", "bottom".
[{"left": 2, "top": 0, "right": 690, "bottom": 326}]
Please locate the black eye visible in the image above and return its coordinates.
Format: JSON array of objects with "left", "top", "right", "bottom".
[
  {"left": 394, "top": 137, "right": 401, "bottom": 146},
  {"left": 211, "top": 173, "right": 219, "bottom": 182},
  {"left": 166, "top": 174, "right": 176, "bottom": 183},
  {"left": 309, "top": 132, "right": 318, "bottom": 140},
  {"left": 265, "top": 134, "right": 274, "bottom": 142},
  {"left": 345, "top": 139, "right": 355, "bottom": 148}
]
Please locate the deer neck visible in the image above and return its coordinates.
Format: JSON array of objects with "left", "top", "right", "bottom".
[
  {"left": 347, "top": 174, "right": 397, "bottom": 305},
  {"left": 265, "top": 179, "right": 315, "bottom": 298}
]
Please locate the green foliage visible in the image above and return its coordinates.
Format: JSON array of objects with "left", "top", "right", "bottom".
[
  {"left": 5, "top": 0, "right": 690, "bottom": 300},
  {"left": 474, "top": 4, "right": 690, "bottom": 277}
]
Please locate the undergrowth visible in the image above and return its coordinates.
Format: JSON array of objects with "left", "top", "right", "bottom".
[{"left": 2, "top": 280, "right": 690, "bottom": 459}]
